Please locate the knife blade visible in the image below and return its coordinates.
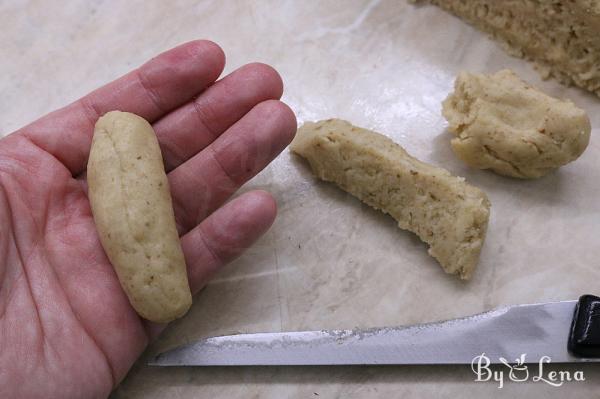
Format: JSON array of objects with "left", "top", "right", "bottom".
[{"left": 149, "top": 295, "right": 600, "bottom": 366}]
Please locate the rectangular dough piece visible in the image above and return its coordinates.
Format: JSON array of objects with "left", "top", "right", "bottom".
[
  {"left": 413, "top": 0, "right": 600, "bottom": 96},
  {"left": 290, "top": 119, "right": 490, "bottom": 280}
]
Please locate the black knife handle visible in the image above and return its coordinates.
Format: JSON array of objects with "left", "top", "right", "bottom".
[{"left": 568, "top": 295, "right": 600, "bottom": 357}]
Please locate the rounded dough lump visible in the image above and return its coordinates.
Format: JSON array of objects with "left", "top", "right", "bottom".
[{"left": 442, "top": 69, "right": 591, "bottom": 178}]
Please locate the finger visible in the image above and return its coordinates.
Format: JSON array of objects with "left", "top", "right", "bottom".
[
  {"left": 154, "top": 63, "right": 284, "bottom": 172},
  {"left": 20, "top": 40, "right": 225, "bottom": 176},
  {"left": 144, "top": 189, "right": 277, "bottom": 339},
  {"left": 168, "top": 99, "right": 296, "bottom": 232},
  {"left": 182, "top": 190, "right": 277, "bottom": 293}
]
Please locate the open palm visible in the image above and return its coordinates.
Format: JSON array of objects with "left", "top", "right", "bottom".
[{"left": 0, "top": 41, "right": 296, "bottom": 399}]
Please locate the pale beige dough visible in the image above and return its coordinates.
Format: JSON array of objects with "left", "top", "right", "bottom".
[
  {"left": 442, "top": 70, "right": 591, "bottom": 178},
  {"left": 413, "top": 0, "right": 600, "bottom": 96},
  {"left": 291, "top": 119, "right": 490, "bottom": 280},
  {"left": 87, "top": 111, "right": 192, "bottom": 323}
]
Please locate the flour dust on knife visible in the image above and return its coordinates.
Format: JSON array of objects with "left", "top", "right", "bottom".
[{"left": 150, "top": 295, "right": 600, "bottom": 366}]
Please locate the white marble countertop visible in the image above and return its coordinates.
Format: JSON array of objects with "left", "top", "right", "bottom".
[{"left": 2, "top": 0, "right": 599, "bottom": 397}]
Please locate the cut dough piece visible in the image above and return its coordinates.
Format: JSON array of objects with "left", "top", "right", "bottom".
[
  {"left": 291, "top": 119, "right": 490, "bottom": 280},
  {"left": 413, "top": 0, "right": 600, "bottom": 96},
  {"left": 442, "top": 70, "right": 591, "bottom": 178}
]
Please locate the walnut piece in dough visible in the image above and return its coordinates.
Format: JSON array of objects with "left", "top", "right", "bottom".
[{"left": 442, "top": 70, "right": 591, "bottom": 178}]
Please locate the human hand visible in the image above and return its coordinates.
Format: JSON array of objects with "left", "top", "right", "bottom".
[{"left": 0, "top": 40, "right": 296, "bottom": 398}]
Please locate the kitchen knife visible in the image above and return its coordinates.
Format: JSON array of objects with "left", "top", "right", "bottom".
[{"left": 149, "top": 295, "right": 600, "bottom": 366}]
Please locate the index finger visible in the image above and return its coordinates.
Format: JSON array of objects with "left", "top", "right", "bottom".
[{"left": 18, "top": 40, "right": 225, "bottom": 175}]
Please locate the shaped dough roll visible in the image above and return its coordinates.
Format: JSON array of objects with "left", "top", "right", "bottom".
[
  {"left": 291, "top": 119, "right": 490, "bottom": 280},
  {"left": 88, "top": 111, "right": 192, "bottom": 323}
]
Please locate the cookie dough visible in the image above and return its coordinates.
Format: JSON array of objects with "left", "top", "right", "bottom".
[
  {"left": 291, "top": 119, "right": 490, "bottom": 280},
  {"left": 87, "top": 111, "right": 192, "bottom": 323},
  {"left": 442, "top": 70, "right": 591, "bottom": 178},
  {"left": 413, "top": 0, "right": 600, "bottom": 96}
]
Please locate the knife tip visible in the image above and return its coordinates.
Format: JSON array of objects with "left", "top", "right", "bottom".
[
  {"left": 147, "top": 357, "right": 161, "bottom": 366},
  {"left": 147, "top": 352, "right": 172, "bottom": 366}
]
